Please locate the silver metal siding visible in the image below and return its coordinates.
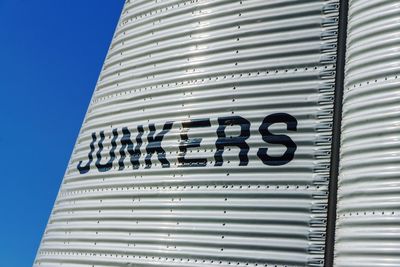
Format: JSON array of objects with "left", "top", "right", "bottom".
[
  {"left": 34, "top": 1, "right": 339, "bottom": 266},
  {"left": 334, "top": 0, "right": 400, "bottom": 266}
]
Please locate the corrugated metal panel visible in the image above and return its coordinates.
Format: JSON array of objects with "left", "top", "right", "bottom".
[
  {"left": 34, "top": 1, "right": 339, "bottom": 266},
  {"left": 334, "top": 0, "right": 400, "bottom": 266}
]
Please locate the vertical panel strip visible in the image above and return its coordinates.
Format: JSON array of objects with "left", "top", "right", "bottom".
[{"left": 324, "top": 1, "right": 348, "bottom": 266}]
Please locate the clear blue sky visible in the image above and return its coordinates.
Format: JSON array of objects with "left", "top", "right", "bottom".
[{"left": 0, "top": 1, "right": 124, "bottom": 266}]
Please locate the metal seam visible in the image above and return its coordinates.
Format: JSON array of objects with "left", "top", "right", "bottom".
[{"left": 324, "top": 0, "right": 348, "bottom": 266}]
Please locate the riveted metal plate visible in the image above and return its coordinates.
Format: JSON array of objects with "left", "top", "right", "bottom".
[
  {"left": 334, "top": 0, "right": 400, "bottom": 266},
  {"left": 34, "top": 1, "right": 340, "bottom": 266}
]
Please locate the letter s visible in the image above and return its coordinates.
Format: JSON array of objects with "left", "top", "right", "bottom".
[{"left": 257, "top": 113, "right": 297, "bottom": 166}]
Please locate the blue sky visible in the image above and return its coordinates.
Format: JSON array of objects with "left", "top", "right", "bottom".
[{"left": 0, "top": 1, "right": 124, "bottom": 265}]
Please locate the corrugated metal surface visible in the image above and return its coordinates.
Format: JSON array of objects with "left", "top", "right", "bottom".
[
  {"left": 34, "top": 1, "right": 339, "bottom": 266},
  {"left": 334, "top": 0, "right": 400, "bottom": 266}
]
